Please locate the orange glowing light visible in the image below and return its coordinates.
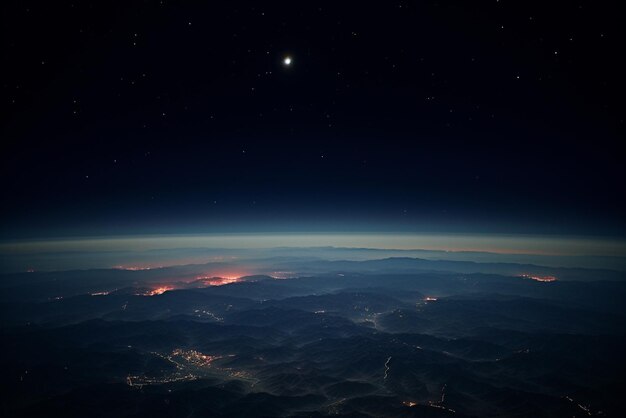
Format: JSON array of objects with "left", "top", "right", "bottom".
[
  {"left": 196, "top": 275, "right": 242, "bottom": 286},
  {"left": 519, "top": 274, "right": 557, "bottom": 282},
  {"left": 146, "top": 286, "right": 173, "bottom": 296}
]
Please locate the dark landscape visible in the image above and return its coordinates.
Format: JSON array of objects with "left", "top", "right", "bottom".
[{"left": 2, "top": 248, "right": 625, "bottom": 417}]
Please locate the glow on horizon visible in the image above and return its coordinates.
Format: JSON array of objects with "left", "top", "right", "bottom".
[{"left": 3, "top": 232, "right": 626, "bottom": 258}]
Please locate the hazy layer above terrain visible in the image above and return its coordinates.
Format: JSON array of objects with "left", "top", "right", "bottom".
[{"left": 2, "top": 233, "right": 626, "bottom": 274}]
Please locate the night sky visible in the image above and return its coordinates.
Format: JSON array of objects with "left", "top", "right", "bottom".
[{"left": 2, "top": 1, "right": 625, "bottom": 239}]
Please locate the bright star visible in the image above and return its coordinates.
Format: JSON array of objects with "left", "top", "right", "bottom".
[{"left": 283, "top": 56, "right": 292, "bottom": 66}]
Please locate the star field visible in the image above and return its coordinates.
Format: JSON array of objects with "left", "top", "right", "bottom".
[{"left": 1, "top": 0, "right": 624, "bottom": 238}]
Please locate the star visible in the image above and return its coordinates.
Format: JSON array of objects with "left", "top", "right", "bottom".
[{"left": 283, "top": 56, "right": 292, "bottom": 66}]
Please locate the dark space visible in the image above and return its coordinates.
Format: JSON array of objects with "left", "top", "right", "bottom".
[{"left": 2, "top": 1, "right": 624, "bottom": 236}]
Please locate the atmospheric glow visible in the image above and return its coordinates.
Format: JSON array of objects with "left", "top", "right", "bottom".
[
  {"left": 6, "top": 233, "right": 625, "bottom": 256},
  {"left": 3, "top": 233, "right": 626, "bottom": 274}
]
